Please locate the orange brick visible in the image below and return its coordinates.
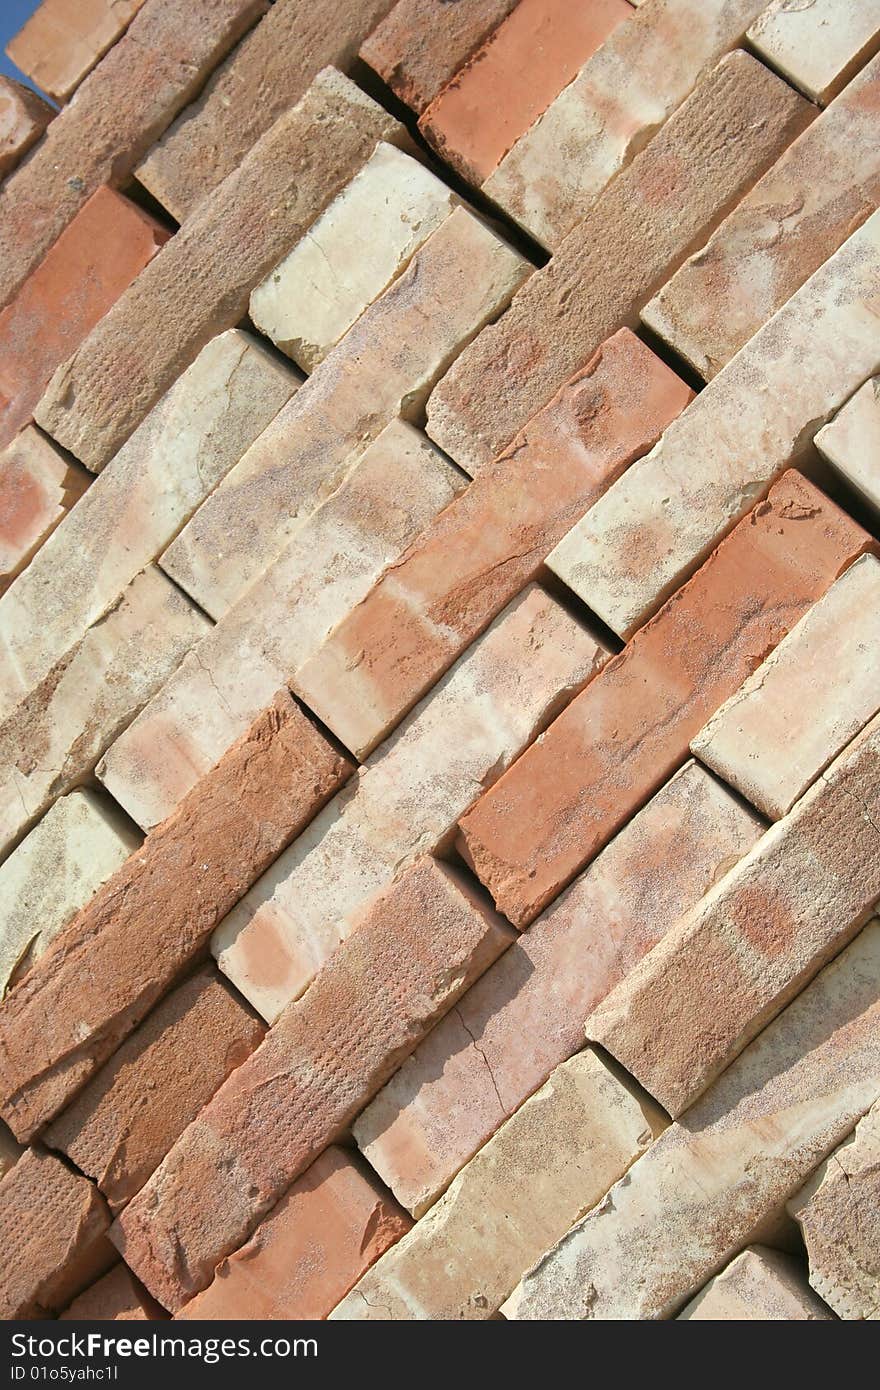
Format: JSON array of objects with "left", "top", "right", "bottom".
[
  {"left": 60, "top": 1264, "right": 166, "bottom": 1321},
  {"left": 7, "top": 0, "right": 149, "bottom": 103},
  {"left": 0, "top": 427, "right": 87, "bottom": 594}
]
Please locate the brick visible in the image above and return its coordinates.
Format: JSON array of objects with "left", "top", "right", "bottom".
[
  {"left": 101, "top": 422, "right": 463, "bottom": 830},
  {"left": 0, "top": 691, "right": 351, "bottom": 1142},
  {"left": 589, "top": 711, "right": 880, "bottom": 1118},
  {"left": 0, "top": 1122, "right": 21, "bottom": 1180},
  {"left": 355, "top": 762, "right": 762, "bottom": 1216},
  {"left": 0, "top": 1148, "right": 114, "bottom": 1318},
  {"left": 0, "top": 790, "right": 139, "bottom": 997},
  {"left": 788, "top": 1099, "right": 880, "bottom": 1319},
  {"left": 334, "top": 1049, "right": 665, "bottom": 1319},
  {"left": 295, "top": 331, "right": 690, "bottom": 760},
  {"left": 459, "top": 473, "right": 872, "bottom": 927},
  {"left": 418, "top": 0, "right": 631, "bottom": 186},
  {"left": 46, "top": 965, "right": 264, "bottom": 1212},
  {"left": 0, "top": 77, "right": 53, "bottom": 178},
  {"left": 34, "top": 70, "right": 406, "bottom": 472},
  {"left": 551, "top": 212, "right": 880, "bottom": 640},
  {"left": 0, "top": 427, "right": 87, "bottom": 597},
  {"left": 160, "top": 208, "right": 529, "bottom": 619},
  {"left": 748, "top": 0, "right": 880, "bottom": 106},
  {"left": 359, "top": 0, "right": 518, "bottom": 113},
  {"left": 60, "top": 1264, "right": 166, "bottom": 1321},
  {"left": 642, "top": 55, "right": 880, "bottom": 379},
  {"left": 427, "top": 52, "right": 810, "bottom": 473},
  {"left": 0, "top": 0, "right": 264, "bottom": 308},
  {"left": 7, "top": 0, "right": 149, "bottom": 102},
  {"left": 692, "top": 555, "right": 880, "bottom": 818},
  {"left": 249, "top": 143, "right": 457, "bottom": 371},
  {"left": 177, "top": 1147, "right": 411, "bottom": 1320},
  {"left": 0, "top": 567, "right": 208, "bottom": 861},
  {"left": 0, "top": 331, "right": 296, "bottom": 721},
  {"left": 816, "top": 376, "right": 880, "bottom": 515},
  {"left": 114, "top": 858, "right": 514, "bottom": 1311},
  {"left": 213, "top": 586, "right": 606, "bottom": 1021},
  {"left": 136, "top": 0, "right": 398, "bottom": 221},
  {"left": 483, "top": 0, "right": 772, "bottom": 248},
  {"left": 0, "top": 187, "right": 169, "bottom": 453},
  {"left": 678, "top": 1247, "right": 833, "bottom": 1321},
  {"left": 503, "top": 920, "right": 880, "bottom": 1319}
]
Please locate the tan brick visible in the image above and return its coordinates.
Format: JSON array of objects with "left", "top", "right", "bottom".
[
  {"left": 0, "top": 691, "right": 351, "bottom": 1142},
  {"left": 748, "top": 0, "right": 880, "bottom": 105},
  {"left": 678, "top": 1247, "right": 833, "bottom": 1321},
  {"left": 34, "top": 69, "right": 405, "bottom": 472},
  {"left": 0, "top": 427, "right": 87, "bottom": 597},
  {"left": 427, "top": 51, "right": 810, "bottom": 473},
  {"left": 60, "top": 1264, "right": 166, "bottom": 1321},
  {"left": 7, "top": 0, "right": 149, "bottom": 102},
  {"left": 816, "top": 376, "right": 880, "bottom": 516},
  {"left": 0, "top": 77, "right": 53, "bottom": 178},
  {"left": 115, "top": 858, "right": 514, "bottom": 1311}
]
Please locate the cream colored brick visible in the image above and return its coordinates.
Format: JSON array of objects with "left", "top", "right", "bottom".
[
  {"left": 748, "top": 0, "right": 880, "bottom": 105},
  {"left": 816, "top": 376, "right": 880, "bottom": 516}
]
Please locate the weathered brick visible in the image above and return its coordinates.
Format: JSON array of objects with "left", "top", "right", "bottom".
[
  {"left": 692, "top": 555, "right": 880, "bottom": 818},
  {"left": 7, "top": 0, "right": 149, "bottom": 102},
  {"left": 0, "top": 186, "right": 169, "bottom": 452},
  {"left": 418, "top": 0, "right": 631, "bottom": 186},
  {"left": 459, "top": 473, "right": 872, "bottom": 927},
  {"left": 355, "top": 763, "right": 761, "bottom": 1216},
  {"left": 60, "top": 1264, "right": 167, "bottom": 1321},
  {"left": 213, "top": 586, "right": 607, "bottom": 1021},
  {"left": 589, "top": 711, "right": 880, "bottom": 1117},
  {"left": 0, "top": 0, "right": 264, "bottom": 307},
  {"left": 427, "top": 52, "right": 810, "bottom": 473},
  {"left": 643, "top": 54, "right": 880, "bottom": 379},
  {"left": 0, "top": 427, "right": 87, "bottom": 597},
  {"left": 46, "top": 965, "right": 264, "bottom": 1211},
  {"left": 0, "top": 691, "right": 351, "bottom": 1141},
  {"left": 177, "top": 1147, "right": 410, "bottom": 1320},
  {"left": 0, "top": 1148, "right": 115, "bottom": 1318},
  {"left": 484, "top": 0, "right": 772, "bottom": 247},
  {"left": 0, "top": 77, "right": 53, "bottom": 178},
  {"left": 0, "top": 331, "right": 296, "bottom": 720},
  {"left": 135, "top": 1, "right": 398, "bottom": 221},
  {"left": 101, "top": 422, "right": 463, "bottom": 830},
  {"left": 295, "top": 330, "right": 690, "bottom": 760},
  {"left": 678, "top": 1247, "right": 833, "bottom": 1321},
  {"left": 503, "top": 920, "right": 880, "bottom": 1319},
  {"left": 816, "top": 376, "right": 880, "bottom": 516},
  {"left": 748, "top": 0, "right": 880, "bottom": 105},
  {"left": 114, "top": 858, "right": 513, "bottom": 1311},
  {"left": 161, "top": 207, "right": 528, "bottom": 618},
  {"left": 34, "top": 70, "right": 406, "bottom": 472},
  {"left": 550, "top": 212, "right": 880, "bottom": 640}
]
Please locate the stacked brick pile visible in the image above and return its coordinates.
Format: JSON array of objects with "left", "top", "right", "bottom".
[{"left": 0, "top": 0, "right": 878, "bottom": 1321}]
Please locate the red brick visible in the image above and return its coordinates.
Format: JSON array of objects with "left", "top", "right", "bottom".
[
  {"left": 177, "top": 1147, "right": 411, "bottom": 1320},
  {"left": 7, "top": 0, "right": 149, "bottom": 103},
  {"left": 295, "top": 330, "right": 691, "bottom": 758},
  {"left": 458, "top": 473, "right": 875, "bottom": 926},
  {"left": 60, "top": 1264, "right": 167, "bottom": 1321},
  {"left": 0, "top": 692, "right": 352, "bottom": 1142},
  {"left": 0, "top": 187, "right": 168, "bottom": 453},
  {"left": 0, "top": 426, "right": 87, "bottom": 594},
  {"left": 0, "top": 77, "right": 53, "bottom": 178},
  {"left": 114, "top": 858, "right": 513, "bottom": 1310}
]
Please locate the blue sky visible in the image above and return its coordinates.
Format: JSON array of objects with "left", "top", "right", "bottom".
[{"left": 1, "top": 0, "right": 45, "bottom": 92}]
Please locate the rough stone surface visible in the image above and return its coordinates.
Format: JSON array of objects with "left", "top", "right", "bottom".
[
  {"left": 484, "top": 0, "right": 772, "bottom": 247},
  {"left": 34, "top": 70, "right": 406, "bottom": 472},
  {"left": 212, "top": 586, "right": 607, "bottom": 1021},
  {"left": 295, "top": 330, "right": 691, "bottom": 759},
  {"left": 162, "top": 207, "right": 529, "bottom": 618},
  {"left": 427, "top": 51, "right": 811, "bottom": 473},
  {"left": 459, "top": 473, "right": 872, "bottom": 927},
  {"left": 0, "top": 186, "right": 169, "bottom": 453},
  {"left": 816, "top": 376, "right": 880, "bottom": 515},
  {"left": 250, "top": 143, "right": 456, "bottom": 371},
  {"left": 0, "top": 789, "right": 139, "bottom": 997},
  {"left": 0, "top": 690, "right": 351, "bottom": 1142},
  {"left": 0, "top": 0, "right": 264, "bottom": 308},
  {"left": 355, "top": 763, "right": 762, "bottom": 1216},
  {"left": 46, "top": 965, "right": 265, "bottom": 1212},
  {"left": 102, "top": 422, "right": 463, "bottom": 829},
  {"left": 0, "top": 76, "right": 53, "bottom": 178},
  {"left": 643, "top": 54, "right": 880, "bottom": 379},
  {"left": 550, "top": 211, "right": 880, "bottom": 638},
  {"left": 0, "top": 1148, "right": 115, "bottom": 1319},
  {"left": 7, "top": 0, "right": 149, "bottom": 102},
  {"left": 748, "top": 0, "right": 880, "bottom": 105},
  {"left": 60, "top": 1264, "right": 167, "bottom": 1321},
  {"left": 503, "top": 921, "right": 880, "bottom": 1319},
  {"left": 589, "top": 711, "right": 880, "bottom": 1117},
  {"left": 0, "top": 427, "right": 88, "bottom": 597},
  {"left": 135, "top": 0, "right": 398, "bottom": 221},
  {"left": 788, "top": 1099, "right": 880, "bottom": 1319},
  {"left": 692, "top": 554, "right": 880, "bottom": 818},
  {"left": 177, "top": 1147, "right": 411, "bottom": 1320},
  {"left": 678, "top": 1247, "right": 833, "bottom": 1321},
  {"left": 335, "top": 1050, "right": 665, "bottom": 1319},
  {"left": 114, "top": 858, "right": 514, "bottom": 1312}
]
